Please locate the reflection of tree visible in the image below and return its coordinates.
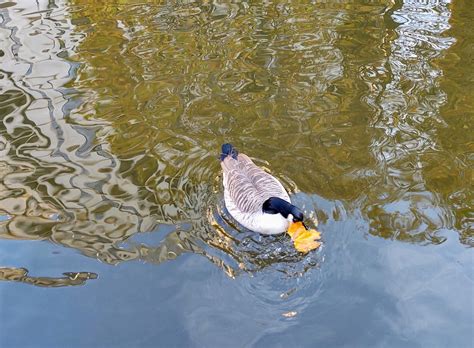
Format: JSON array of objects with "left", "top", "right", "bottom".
[
  {"left": 1, "top": 0, "right": 334, "bottom": 272},
  {"left": 44, "top": 0, "right": 352, "bottom": 271},
  {"left": 67, "top": 0, "right": 356, "bottom": 195},
  {"left": 1, "top": 0, "right": 469, "bottom": 278},
  {"left": 361, "top": 0, "right": 458, "bottom": 243},
  {"left": 0, "top": 1, "right": 161, "bottom": 265},
  {"left": 66, "top": 0, "right": 470, "bottom": 250},
  {"left": 0, "top": 267, "right": 97, "bottom": 287},
  {"left": 435, "top": 0, "right": 474, "bottom": 246}
]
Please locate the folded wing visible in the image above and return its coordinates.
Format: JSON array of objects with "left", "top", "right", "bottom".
[{"left": 221, "top": 154, "right": 290, "bottom": 214}]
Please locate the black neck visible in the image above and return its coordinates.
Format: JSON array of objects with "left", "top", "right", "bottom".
[
  {"left": 262, "top": 197, "right": 293, "bottom": 217},
  {"left": 262, "top": 197, "right": 304, "bottom": 222}
]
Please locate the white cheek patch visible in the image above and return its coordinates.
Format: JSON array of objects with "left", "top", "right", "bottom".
[{"left": 287, "top": 214, "right": 294, "bottom": 222}]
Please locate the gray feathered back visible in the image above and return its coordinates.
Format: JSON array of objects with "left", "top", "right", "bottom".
[{"left": 221, "top": 154, "right": 290, "bottom": 213}]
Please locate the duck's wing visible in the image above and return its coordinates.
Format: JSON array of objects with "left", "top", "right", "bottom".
[
  {"left": 237, "top": 154, "right": 290, "bottom": 201},
  {"left": 221, "top": 154, "right": 290, "bottom": 214}
]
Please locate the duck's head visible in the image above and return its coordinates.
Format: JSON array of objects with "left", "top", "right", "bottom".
[{"left": 262, "top": 197, "right": 304, "bottom": 223}]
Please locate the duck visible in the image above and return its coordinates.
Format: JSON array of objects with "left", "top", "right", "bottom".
[{"left": 220, "top": 143, "right": 305, "bottom": 234}]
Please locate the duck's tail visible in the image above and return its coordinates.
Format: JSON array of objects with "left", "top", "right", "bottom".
[{"left": 220, "top": 143, "right": 238, "bottom": 161}]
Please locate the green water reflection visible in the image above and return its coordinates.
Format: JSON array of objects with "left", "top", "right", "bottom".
[
  {"left": 0, "top": 0, "right": 472, "bottom": 346},
  {"left": 1, "top": 0, "right": 471, "bottom": 264}
]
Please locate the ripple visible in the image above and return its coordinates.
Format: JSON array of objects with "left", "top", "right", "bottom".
[
  {"left": 0, "top": 0, "right": 470, "bottom": 278},
  {"left": 202, "top": 182, "right": 323, "bottom": 278}
]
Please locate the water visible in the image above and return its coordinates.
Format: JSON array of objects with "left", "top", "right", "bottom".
[{"left": 0, "top": 0, "right": 472, "bottom": 346}]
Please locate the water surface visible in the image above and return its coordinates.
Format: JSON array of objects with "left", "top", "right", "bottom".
[{"left": 0, "top": 0, "right": 472, "bottom": 347}]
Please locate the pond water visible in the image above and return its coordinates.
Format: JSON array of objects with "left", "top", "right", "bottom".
[{"left": 0, "top": 0, "right": 472, "bottom": 347}]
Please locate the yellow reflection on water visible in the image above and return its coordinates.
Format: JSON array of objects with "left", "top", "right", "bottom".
[
  {"left": 0, "top": 0, "right": 471, "bottom": 276},
  {"left": 0, "top": 267, "right": 97, "bottom": 287}
]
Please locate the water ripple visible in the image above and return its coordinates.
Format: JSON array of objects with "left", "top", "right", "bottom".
[{"left": 0, "top": 0, "right": 471, "bottom": 285}]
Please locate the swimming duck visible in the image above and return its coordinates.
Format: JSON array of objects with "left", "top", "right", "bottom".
[{"left": 220, "top": 143, "right": 305, "bottom": 234}]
